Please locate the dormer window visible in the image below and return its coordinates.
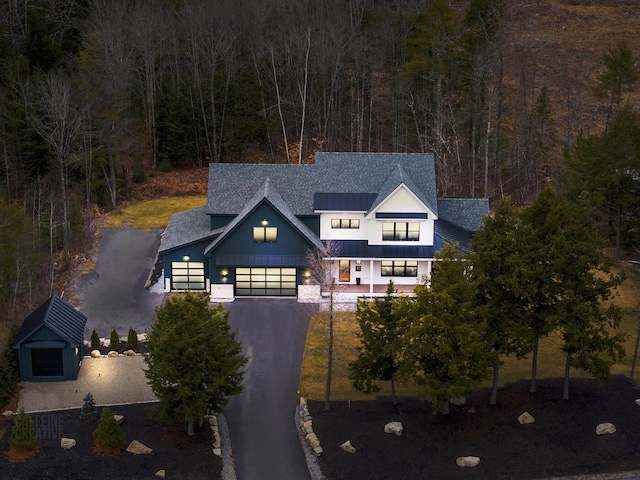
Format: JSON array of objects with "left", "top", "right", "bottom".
[
  {"left": 382, "top": 222, "right": 419, "bottom": 241},
  {"left": 254, "top": 226, "right": 277, "bottom": 242},
  {"left": 331, "top": 219, "right": 360, "bottom": 229}
]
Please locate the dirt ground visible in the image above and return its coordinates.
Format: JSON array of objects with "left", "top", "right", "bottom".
[
  {"left": 0, "top": 403, "right": 221, "bottom": 480},
  {"left": 309, "top": 375, "right": 640, "bottom": 480}
]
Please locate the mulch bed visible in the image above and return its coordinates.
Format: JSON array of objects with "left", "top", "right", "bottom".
[
  {"left": 309, "top": 375, "right": 640, "bottom": 480},
  {"left": 0, "top": 403, "right": 221, "bottom": 480}
]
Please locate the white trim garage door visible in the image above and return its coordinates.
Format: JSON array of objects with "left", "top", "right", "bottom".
[{"left": 235, "top": 267, "right": 297, "bottom": 296}]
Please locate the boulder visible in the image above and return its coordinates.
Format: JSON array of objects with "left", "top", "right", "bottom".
[
  {"left": 113, "top": 414, "right": 124, "bottom": 425},
  {"left": 340, "top": 440, "right": 356, "bottom": 454},
  {"left": 306, "top": 432, "right": 321, "bottom": 449},
  {"left": 314, "top": 446, "right": 323, "bottom": 455},
  {"left": 384, "top": 421, "right": 403, "bottom": 436},
  {"left": 123, "top": 349, "right": 136, "bottom": 356},
  {"left": 60, "top": 438, "right": 76, "bottom": 449},
  {"left": 101, "top": 338, "right": 110, "bottom": 348},
  {"left": 213, "top": 438, "right": 221, "bottom": 449},
  {"left": 2, "top": 410, "right": 13, "bottom": 417},
  {"left": 91, "top": 350, "right": 101, "bottom": 358},
  {"left": 299, "top": 396, "right": 307, "bottom": 406},
  {"left": 518, "top": 412, "right": 535, "bottom": 425},
  {"left": 127, "top": 440, "right": 153, "bottom": 454},
  {"left": 635, "top": 399, "right": 640, "bottom": 407},
  {"left": 303, "top": 420, "right": 313, "bottom": 433},
  {"left": 155, "top": 470, "right": 166, "bottom": 478},
  {"left": 456, "top": 456, "right": 480, "bottom": 467},
  {"left": 137, "top": 333, "right": 148, "bottom": 342},
  {"left": 450, "top": 397, "right": 466, "bottom": 406},
  {"left": 107, "top": 350, "right": 119, "bottom": 357},
  {"left": 596, "top": 422, "right": 616, "bottom": 435},
  {"left": 213, "top": 448, "right": 222, "bottom": 457},
  {"left": 209, "top": 416, "right": 218, "bottom": 427}
]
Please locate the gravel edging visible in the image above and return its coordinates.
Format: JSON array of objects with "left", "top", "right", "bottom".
[
  {"left": 218, "top": 414, "right": 237, "bottom": 480},
  {"left": 295, "top": 406, "right": 327, "bottom": 480}
]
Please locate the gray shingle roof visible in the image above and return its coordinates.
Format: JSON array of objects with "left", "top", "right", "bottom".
[
  {"left": 366, "top": 163, "right": 437, "bottom": 215},
  {"left": 13, "top": 294, "right": 87, "bottom": 349},
  {"left": 437, "top": 198, "right": 489, "bottom": 232},
  {"left": 207, "top": 152, "right": 438, "bottom": 216},
  {"left": 159, "top": 206, "right": 220, "bottom": 253}
]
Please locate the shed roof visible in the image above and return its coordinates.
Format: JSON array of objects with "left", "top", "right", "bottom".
[{"left": 13, "top": 294, "right": 87, "bottom": 349}]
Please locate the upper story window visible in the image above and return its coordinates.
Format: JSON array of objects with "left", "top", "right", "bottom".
[
  {"left": 331, "top": 218, "right": 360, "bottom": 229},
  {"left": 254, "top": 226, "right": 277, "bottom": 242},
  {"left": 382, "top": 222, "right": 419, "bottom": 241}
]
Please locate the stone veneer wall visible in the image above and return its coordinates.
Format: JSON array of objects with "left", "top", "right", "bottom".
[
  {"left": 210, "top": 284, "right": 234, "bottom": 301},
  {"left": 297, "top": 285, "right": 321, "bottom": 303}
]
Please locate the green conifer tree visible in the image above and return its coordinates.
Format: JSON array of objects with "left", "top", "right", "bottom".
[{"left": 9, "top": 408, "right": 39, "bottom": 451}]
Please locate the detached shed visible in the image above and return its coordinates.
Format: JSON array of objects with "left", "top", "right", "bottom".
[{"left": 12, "top": 294, "right": 87, "bottom": 382}]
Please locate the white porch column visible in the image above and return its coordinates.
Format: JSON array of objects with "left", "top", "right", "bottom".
[{"left": 369, "top": 260, "right": 374, "bottom": 293}]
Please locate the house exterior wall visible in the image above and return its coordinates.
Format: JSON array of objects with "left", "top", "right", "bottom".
[
  {"left": 17, "top": 325, "right": 82, "bottom": 382},
  {"left": 334, "top": 259, "right": 432, "bottom": 287}
]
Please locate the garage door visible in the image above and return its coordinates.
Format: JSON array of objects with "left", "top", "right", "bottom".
[
  {"left": 31, "top": 348, "right": 64, "bottom": 377},
  {"left": 235, "top": 267, "right": 297, "bottom": 296}
]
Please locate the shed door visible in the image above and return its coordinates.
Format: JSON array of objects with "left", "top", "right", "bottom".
[
  {"left": 235, "top": 267, "right": 297, "bottom": 296},
  {"left": 31, "top": 349, "right": 63, "bottom": 377}
]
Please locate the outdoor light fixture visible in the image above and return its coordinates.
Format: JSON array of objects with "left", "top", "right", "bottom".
[
  {"left": 183, "top": 255, "right": 190, "bottom": 262},
  {"left": 304, "top": 270, "right": 311, "bottom": 277},
  {"left": 221, "top": 269, "right": 228, "bottom": 276},
  {"left": 261, "top": 219, "right": 269, "bottom": 226}
]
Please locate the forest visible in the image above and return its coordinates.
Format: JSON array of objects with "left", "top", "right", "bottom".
[{"left": 0, "top": 0, "right": 639, "bottom": 323}]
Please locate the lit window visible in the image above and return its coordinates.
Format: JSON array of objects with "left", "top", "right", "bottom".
[
  {"left": 382, "top": 222, "right": 419, "bottom": 241},
  {"left": 381, "top": 260, "right": 418, "bottom": 277},
  {"left": 331, "top": 219, "right": 360, "bottom": 229},
  {"left": 254, "top": 226, "right": 277, "bottom": 242},
  {"left": 171, "top": 261, "right": 206, "bottom": 290}
]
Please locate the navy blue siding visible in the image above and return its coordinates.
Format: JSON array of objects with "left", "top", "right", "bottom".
[{"left": 17, "top": 326, "right": 83, "bottom": 382}]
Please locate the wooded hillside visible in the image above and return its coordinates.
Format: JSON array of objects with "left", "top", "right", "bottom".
[{"left": 0, "top": 0, "right": 639, "bottom": 322}]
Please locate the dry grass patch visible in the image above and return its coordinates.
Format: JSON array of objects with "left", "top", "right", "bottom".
[{"left": 102, "top": 196, "right": 206, "bottom": 230}]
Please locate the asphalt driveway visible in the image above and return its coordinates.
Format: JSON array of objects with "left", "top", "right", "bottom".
[
  {"left": 224, "top": 299, "right": 312, "bottom": 480},
  {"left": 75, "top": 227, "right": 165, "bottom": 338}
]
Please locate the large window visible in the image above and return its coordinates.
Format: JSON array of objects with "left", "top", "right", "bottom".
[
  {"left": 381, "top": 260, "right": 418, "bottom": 277},
  {"left": 382, "top": 222, "right": 419, "bottom": 241},
  {"left": 235, "top": 267, "right": 297, "bottom": 296},
  {"left": 331, "top": 219, "right": 360, "bottom": 229},
  {"left": 171, "top": 261, "right": 205, "bottom": 290},
  {"left": 253, "top": 226, "right": 277, "bottom": 242}
]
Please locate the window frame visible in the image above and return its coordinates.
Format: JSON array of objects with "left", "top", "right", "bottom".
[
  {"left": 331, "top": 218, "right": 360, "bottom": 229},
  {"left": 382, "top": 222, "right": 420, "bottom": 241},
  {"left": 381, "top": 260, "right": 418, "bottom": 277},
  {"left": 253, "top": 226, "right": 278, "bottom": 242}
]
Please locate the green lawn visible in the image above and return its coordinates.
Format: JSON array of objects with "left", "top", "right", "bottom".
[
  {"left": 101, "top": 196, "right": 206, "bottom": 230},
  {"left": 298, "top": 263, "right": 640, "bottom": 401}
]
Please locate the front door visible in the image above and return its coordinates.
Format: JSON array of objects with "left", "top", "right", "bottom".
[{"left": 339, "top": 260, "right": 350, "bottom": 282}]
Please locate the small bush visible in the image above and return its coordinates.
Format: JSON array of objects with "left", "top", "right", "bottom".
[
  {"left": 127, "top": 327, "right": 138, "bottom": 351},
  {"left": 90, "top": 330, "right": 100, "bottom": 351},
  {"left": 10, "top": 409, "right": 39, "bottom": 451},
  {"left": 80, "top": 392, "right": 98, "bottom": 422},
  {"left": 93, "top": 407, "right": 125, "bottom": 450},
  {"left": 110, "top": 329, "right": 120, "bottom": 351}
]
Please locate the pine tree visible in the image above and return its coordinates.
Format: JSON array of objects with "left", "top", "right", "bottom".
[
  {"left": 93, "top": 407, "right": 125, "bottom": 451},
  {"left": 110, "top": 329, "right": 120, "bottom": 351},
  {"left": 145, "top": 291, "right": 248, "bottom": 435},
  {"left": 9, "top": 408, "right": 39, "bottom": 451},
  {"left": 80, "top": 392, "right": 98, "bottom": 422},
  {"left": 90, "top": 330, "right": 100, "bottom": 351},
  {"left": 127, "top": 328, "right": 138, "bottom": 351}
]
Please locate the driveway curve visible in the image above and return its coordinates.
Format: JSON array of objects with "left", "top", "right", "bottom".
[
  {"left": 75, "top": 227, "right": 165, "bottom": 337},
  {"left": 225, "top": 299, "right": 312, "bottom": 480}
]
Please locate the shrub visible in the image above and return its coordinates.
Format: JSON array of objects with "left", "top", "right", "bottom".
[
  {"left": 0, "top": 327, "right": 19, "bottom": 408},
  {"left": 90, "top": 330, "right": 100, "bottom": 351},
  {"left": 93, "top": 407, "right": 125, "bottom": 450},
  {"left": 80, "top": 392, "right": 98, "bottom": 422},
  {"left": 110, "top": 330, "right": 120, "bottom": 351},
  {"left": 127, "top": 327, "right": 138, "bottom": 351},
  {"left": 10, "top": 408, "right": 39, "bottom": 451}
]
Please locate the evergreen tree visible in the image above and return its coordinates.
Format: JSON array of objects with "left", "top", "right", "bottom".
[
  {"left": 145, "top": 291, "right": 247, "bottom": 435},
  {"left": 399, "top": 244, "right": 492, "bottom": 414},
  {"left": 349, "top": 281, "right": 404, "bottom": 405},
  {"left": 93, "top": 407, "right": 125, "bottom": 450},
  {"left": 80, "top": 392, "right": 98, "bottom": 422},
  {"left": 127, "top": 327, "right": 138, "bottom": 351},
  {"left": 10, "top": 408, "right": 39, "bottom": 451},
  {"left": 90, "top": 330, "right": 101, "bottom": 351},
  {"left": 109, "top": 329, "right": 120, "bottom": 351}
]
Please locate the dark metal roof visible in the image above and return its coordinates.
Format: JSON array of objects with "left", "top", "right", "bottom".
[
  {"left": 328, "top": 241, "right": 436, "bottom": 259},
  {"left": 435, "top": 219, "right": 474, "bottom": 252},
  {"left": 313, "top": 192, "right": 378, "bottom": 211},
  {"left": 215, "top": 254, "right": 307, "bottom": 267},
  {"left": 13, "top": 294, "right": 87, "bottom": 349}
]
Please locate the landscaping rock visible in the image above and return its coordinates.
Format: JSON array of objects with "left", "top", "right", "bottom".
[
  {"left": 314, "top": 446, "right": 323, "bottom": 455},
  {"left": 384, "top": 421, "right": 403, "bottom": 436},
  {"left": 137, "top": 333, "right": 148, "bottom": 342},
  {"left": 306, "top": 432, "right": 321, "bottom": 449},
  {"left": 2, "top": 410, "right": 13, "bottom": 417},
  {"left": 127, "top": 440, "right": 153, "bottom": 454},
  {"left": 213, "top": 448, "right": 222, "bottom": 457},
  {"left": 299, "top": 396, "right": 307, "bottom": 406},
  {"left": 456, "top": 456, "right": 480, "bottom": 467},
  {"left": 90, "top": 350, "right": 101, "bottom": 358},
  {"left": 155, "top": 470, "right": 166, "bottom": 478},
  {"left": 209, "top": 416, "right": 218, "bottom": 427},
  {"left": 114, "top": 414, "right": 124, "bottom": 425},
  {"left": 60, "top": 438, "right": 76, "bottom": 449},
  {"left": 450, "top": 397, "right": 466, "bottom": 406},
  {"left": 518, "top": 412, "right": 535, "bottom": 425},
  {"left": 635, "top": 399, "right": 640, "bottom": 407},
  {"left": 340, "top": 440, "right": 356, "bottom": 453},
  {"left": 123, "top": 349, "right": 136, "bottom": 356},
  {"left": 107, "top": 351, "right": 119, "bottom": 357},
  {"left": 596, "top": 423, "right": 616, "bottom": 435}
]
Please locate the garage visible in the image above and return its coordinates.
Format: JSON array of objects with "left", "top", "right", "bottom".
[{"left": 235, "top": 267, "right": 297, "bottom": 296}]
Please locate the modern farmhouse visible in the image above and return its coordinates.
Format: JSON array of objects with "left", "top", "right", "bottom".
[{"left": 159, "top": 152, "right": 489, "bottom": 300}]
